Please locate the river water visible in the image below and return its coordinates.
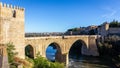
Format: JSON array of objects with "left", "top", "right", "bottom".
[
  {"left": 46, "top": 46, "right": 115, "bottom": 68},
  {"left": 68, "top": 55, "right": 115, "bottom": 68}
]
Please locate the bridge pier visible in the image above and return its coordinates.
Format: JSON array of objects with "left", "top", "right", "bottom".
[
  {"left": 58, "top": 53, "right": 69, "bottom": 66},
  {"left": 65, "top": 53, "right": 69, "bottom": 66}
]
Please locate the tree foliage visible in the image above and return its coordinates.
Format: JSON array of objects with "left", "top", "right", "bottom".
[
  {"left": 97, "top": 36, "right": 120, "bottom": 65},
  {"left": 109, "top": 20, "right": 120, "bottom": 27},
  {"left": 67, "top": 28, "right": 79, "bottom": 32},
  {"left": 6, "top": 43, "right": 18, "bottom": 63},
  {"left": 98, "top": 36, "right": 120, "bottom": 57},
  {"left": 25, "top": 53, "right": 64, "bottom": 68},
  {"left": 33, "top": 56, "right": 64, "bottom": 68},
  {"left": 88, "top": 29, "right": 96, "bottom": 35}
]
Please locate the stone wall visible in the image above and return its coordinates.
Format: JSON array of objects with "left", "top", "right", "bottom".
[
  {"left": 108, "top": 28, "right": 120, "bottom": 34},
  {"left": 0, "top": 2, "right": 25, "bottom": 59}
]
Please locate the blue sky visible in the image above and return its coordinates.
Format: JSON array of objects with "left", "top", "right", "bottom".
[{"left": 1, "top": 0, "right": 120, "bottom": 32}]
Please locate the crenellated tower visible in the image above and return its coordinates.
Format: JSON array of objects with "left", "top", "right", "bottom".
[{"left": 0, "top": 2, "right": 25, "bottom": 59}]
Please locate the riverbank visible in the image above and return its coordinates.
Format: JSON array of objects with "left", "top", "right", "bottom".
[{"left": 99, "top": 55, "right": 120, "bottom": 68}]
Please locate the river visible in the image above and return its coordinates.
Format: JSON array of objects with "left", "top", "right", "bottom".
[
  {"left": 68, "top": 55, "right": 115, "bottom": 68},
  {"left": 46, "top": 46, "right": 115, "bottom": 68}
]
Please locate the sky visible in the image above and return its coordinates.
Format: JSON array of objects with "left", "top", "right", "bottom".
[{"left": 1, "top": 0, "right": 120, "bottom": 32}]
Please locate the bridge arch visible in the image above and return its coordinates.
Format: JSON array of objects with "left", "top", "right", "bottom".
[
  {"left": 68, "top": 39, "right": 88, "bottom": 59},
  {"left": 25, "top": 44, "right": 34, "bottom": 58},
  {"left": 45, "top": 42, "right": 62, "bottom": 62}
]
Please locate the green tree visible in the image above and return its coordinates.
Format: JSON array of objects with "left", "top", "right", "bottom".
[
  {"left": 109, "top": 20, "right": 120, "bottom": 27},
  {"left": 25, "top": 52, "right": 64, "bottom": 68},
  {"left": 67, "top": 27, "right": 79, "bottom": 32},
  {"left": 89, "top": 29, "right": 95, "bottom": 35},
  {"left": 6, "top": 43, "right": 18, "bottom": 63}
]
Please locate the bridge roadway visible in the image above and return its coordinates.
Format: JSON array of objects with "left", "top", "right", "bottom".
[{"left": 25, "top": 35, "right": 99, "bottom": 64}]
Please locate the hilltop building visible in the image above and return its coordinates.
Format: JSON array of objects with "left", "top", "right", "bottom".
[
  {"left": 65, "top": 25, "right": 98, "bottom": 35},
  {"left": 98, "top": 23, "right": 120, "bottom": 36}
]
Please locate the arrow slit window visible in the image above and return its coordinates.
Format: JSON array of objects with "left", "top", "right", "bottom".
[{"left": 13, "top": 10, "right": 16, "bottom": 18}]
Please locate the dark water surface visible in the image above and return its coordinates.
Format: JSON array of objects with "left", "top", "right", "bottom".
[{"left": 68, "top": 56, "right": 115, "bottom": 68}]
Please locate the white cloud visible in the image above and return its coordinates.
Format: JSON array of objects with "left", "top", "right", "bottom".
[{"left": 101, "top": 7, "right": 117, "bottom": 19}]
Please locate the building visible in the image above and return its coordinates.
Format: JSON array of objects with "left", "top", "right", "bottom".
[{"left": 98, "top": 23, "right": 120, "bottom": 36}]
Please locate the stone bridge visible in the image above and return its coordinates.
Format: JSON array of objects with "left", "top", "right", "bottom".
[
  {"left": 0, "top": 2, "right": 99, "bottom": 65},
  {"left": 25, "top": 35, "right": 99, "bottom": 64}
]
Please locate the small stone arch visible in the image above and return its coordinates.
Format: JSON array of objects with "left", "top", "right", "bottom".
[
  {"left": 45, "top": 42, "right": 62, "bottom": 62},
  {"left": 25, "top": 44, "right": 34, "bottom": 58},
  {"left": 68, "top": 39, "right": 88, "bottom": 59}
]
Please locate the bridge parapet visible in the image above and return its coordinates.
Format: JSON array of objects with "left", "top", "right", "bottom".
[{"left": 25, "top": 35, "right": 97, "bottom": 39}]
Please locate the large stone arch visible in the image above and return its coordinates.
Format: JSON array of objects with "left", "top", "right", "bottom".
[
  {"left": 45, "top": 42, "right": 62, "bottom": 62},
  {"left": 68, "top": 39, "right": 88, "bottom": 52},
  {"left": 68, "top": 39, "right": 88, "bottom": 59},
  {"left": 25, "top": 44, "right": 35, "bottom": 58}
]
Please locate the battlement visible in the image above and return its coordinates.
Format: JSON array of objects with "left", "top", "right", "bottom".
[
  {"left": 0, "top": 2, "right": 25, "bottom": 19},
  {"left": 0, "top": 2, "right": 24, "bottom": 11}
]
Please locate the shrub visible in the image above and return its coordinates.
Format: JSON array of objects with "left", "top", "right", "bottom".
[{"left": 26, "top": 55, "right": 64, "bottom": 68}]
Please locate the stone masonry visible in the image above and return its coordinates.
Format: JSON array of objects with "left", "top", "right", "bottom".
[{"left": 0, "top": 2, "right": 25, "bottom": 59}]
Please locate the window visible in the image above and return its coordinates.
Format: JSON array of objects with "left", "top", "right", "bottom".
[{"left": 13, "top": 10, "right": 16, "bottom": 18}]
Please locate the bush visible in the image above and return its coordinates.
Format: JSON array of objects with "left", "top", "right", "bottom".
[
  {"left": 25, "top": 55, "right": 64, "bottom": 68},
  {"left": 33, "top": 56, "right": 64, "bottom": 68}
]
